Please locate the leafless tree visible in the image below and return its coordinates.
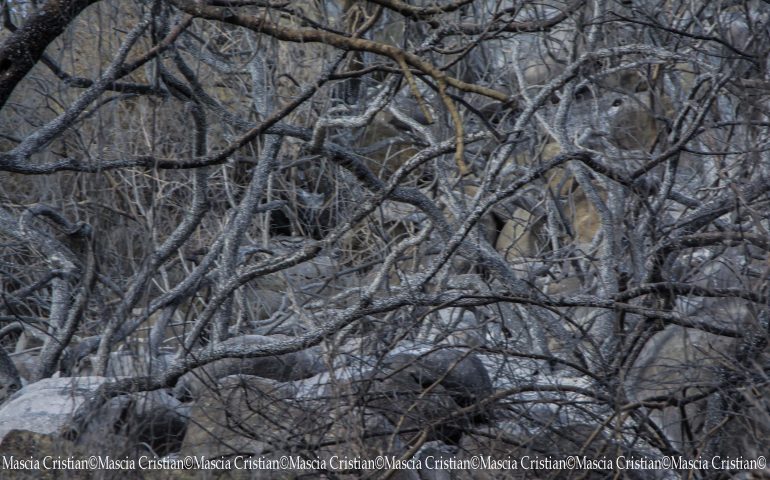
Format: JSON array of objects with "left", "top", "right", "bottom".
[{"left": 2, "top": 0, "right": 770, "bottom": 477}]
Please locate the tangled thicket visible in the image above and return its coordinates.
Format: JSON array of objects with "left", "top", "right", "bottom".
[{"left": 1, "top": 0, "right": 770, "bottom": 478}]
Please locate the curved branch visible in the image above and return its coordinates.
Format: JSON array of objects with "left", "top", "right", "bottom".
[{"left": 0, "top": 0, "right": 100, "bottom": 109}]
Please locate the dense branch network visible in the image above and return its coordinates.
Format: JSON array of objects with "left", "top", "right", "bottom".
[{"left": 1, "top": 0, "right": 769, "bottom": 472}]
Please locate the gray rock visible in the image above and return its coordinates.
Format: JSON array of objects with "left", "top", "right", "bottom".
[
  {"left": 9, "top": 350, "right": 38, "bottom": 383},
  {"left": 0, "top": 376, "right": 188, "bottom": 457},
  {"left": 0, "top": 376, "right": 108, "bottom": 442},
  {"left": 182, "top": 374, "right": 415, "bottom": 479},
  {"left": 0, "top": 346, "right": 21, "bottom": 404},
  {"left": 365, "top": 370, "right": 464, "bottom": 445},
  {"left": 623, "top": 325, "right": 769, "bottom": 457},
  {"left": 429, "top": 308, "right": 484, "bottom": 346},
  {"left": 181, "top": 375, "right": 299, "bottom": 461},
  {"left": 76, "top": 350, "right": 173, "bottom": 378},
  {"left": 384, "top": 348, "right": 494, "bottom": 409},
  {"left": 80, "top": 389, "right": 189, "bottom": 457},
  {"left": 322, "top": 349, "right": 497, "bottom": 446},
  {"left": 174, "top": 335, "right": 325, "bottom": 400}
]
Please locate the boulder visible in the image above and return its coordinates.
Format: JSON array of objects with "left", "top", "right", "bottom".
[
  {"left": 75, "top": 350, "right": 173, "bottom": 378},
  {"left": 181, "top": 375, "right": 304, "bottom": 461},
  {"left": 79, "top": 390, "right": 189, "bottom": 457},
  {"left": 429, "top": 308, "right": 484, "bottom": 347},
  {"left": 383, "top": 348, "right": 494, "bottom": 410},
  {"left": 0, "top": 346, "right": 21, "bottom": 404},
  {"left": 182, "top": 373, "right": 419, "bottom": 479},
  {"left": 0, "top": 375, "right": 189, "bottom": 459},
  {"left": 174, "top": 335, "right": 325, "bottom": 400},
  {"left": 330, "top": 348, "right": 497, "bottom": 446},
  {"left": 0, "top": 376, "right": 108, "bottom": 442},
  {"left": 9, "top": 350, "right": 38, "bottom": 383},
  {"left": 365, "top": 372, "right": 464, "bottom": 445},
  {"left": 625, "top": 325, "right": 749, "bottom": 455}
]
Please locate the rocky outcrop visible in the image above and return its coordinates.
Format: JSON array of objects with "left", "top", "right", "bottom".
[
  {"left": 0, "top": 375, "right": 189, "bottom": 461},
  {"left": 180, "top": 350, "right": 496, "bottom": 477},
  {"left": 382, "top": 349, "right": 494, "bottom": 411},
  {"left": 0, "top": 346, "right": 21, "bottom": 404},
  {"left": 79, "top": 389, "right": 189, "bottom": 457},
  {"left": 173, "top": 335, "right": 325, "bottom": 400},
  {"left": 0, "top": 376, "right": 108, "bottom": 442},
  {"left": 181, "top": 374, "right": 417, "bottom": 479}
]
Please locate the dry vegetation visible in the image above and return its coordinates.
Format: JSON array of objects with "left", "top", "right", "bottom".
[{"left": 2, "top": 0, "right": 770, "bottom": 478}]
